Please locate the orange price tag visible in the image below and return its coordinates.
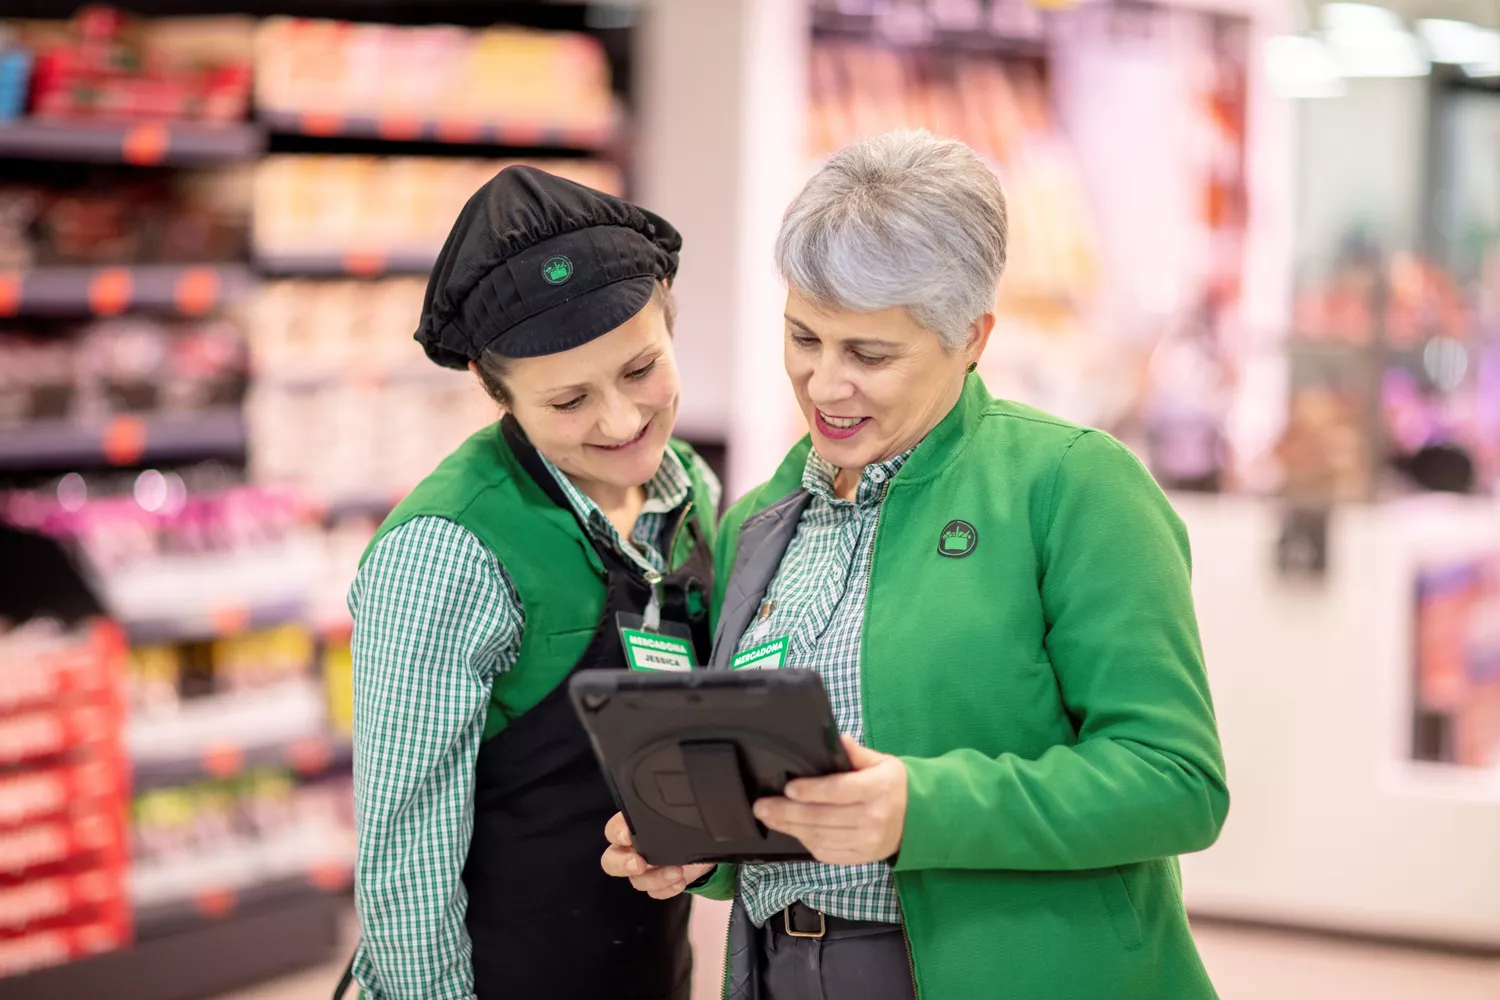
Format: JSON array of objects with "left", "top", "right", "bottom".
[
  {"left": 210, "top": 605, "right": 251, "bottom": 636},
  {"left": 307, "top": 862, "right": 351, "bottom": 892},
  {"left": 202, "top": 744, "right": 245, "bottom": 779},
  {"left": 194, "top": 888, "right": 236, "bottom": 918},
  {"left": 173, "top": 267, "right": 221, "bottom": 315},
  {"left": 0, "top": 273, "right": 19, "bottom": 317},
  {"left": 435, "top": 118, "right": 482, "bottom": 144},
  {"left": 101, "top": 416, "right": 147, "bottom": 466},
  {"left": 287, "top": 737, "right": 332, "bottom": 774},
  {"left": 121, "top": 123, "right": 170, "bottom": 166},
  {"left": 376, "top": 115, "right": 422, "bottom": 141},
  {"left": 299, "top": 112, "right": 343, "bottom": 137},
  {"left": 89, "top": 268, "right": 133, "bottom": 316},
  {"left": 343, "top": 251, "right": 386, "bottom": 277}
]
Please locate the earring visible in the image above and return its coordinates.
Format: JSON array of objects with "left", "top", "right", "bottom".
[{"left": 966, "top": 361, "right": 977, "bottom": 374}]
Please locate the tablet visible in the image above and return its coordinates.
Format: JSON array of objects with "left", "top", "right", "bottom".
[{"left": 569, "top": 668, "right": 851, "bottom": 866}]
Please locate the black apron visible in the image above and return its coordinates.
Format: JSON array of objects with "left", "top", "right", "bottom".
[{"left": 337, "top": 420, "right": 710, "bottom": 1000}]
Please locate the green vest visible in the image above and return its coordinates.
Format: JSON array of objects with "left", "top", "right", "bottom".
[
  {"left": 363, "top": 421, "right": 716, "bottom": 739},
  {"left": 703, "top": 376, "right": 1227, "bottom": 999}
]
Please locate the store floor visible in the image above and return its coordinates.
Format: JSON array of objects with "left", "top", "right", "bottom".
[{"left": 219, "top": 905, "right": 1500, "bottom": 1000}]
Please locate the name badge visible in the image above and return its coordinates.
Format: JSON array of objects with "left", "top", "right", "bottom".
[
  {"left": 621, "top": 628, "right": 695, "bottom": 672},
  {"left": 732, "top": 636, "right": 789, "bottom": 671}
]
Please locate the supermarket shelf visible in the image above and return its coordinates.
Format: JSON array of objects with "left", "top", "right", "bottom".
[
  {"left": 0, "top": 119, "right": 265, "bottom": 165},
  {"left": 261, "top": 106, "right": 618, "bottom": 151},
  {"left": 0, "top": 264, "right": 257, "bottom": 317},
  {"left": 133, "top": 734, "right": 353, "bottom": 792},
  {"left": 134, "top": 869, "right": 353, "bottom": 941},
  {"left": 811, "top": 9, "right": 1049, "bottom": 57},
  {"left": 0, "top": 408, "right": 246, "bottom": 472},
  {"left": 123, "top": 595, "right": 305, "bottom": 647},
  {"left": 254, "top": 249, "right": 436, "bottom": 277},
  {"left": 0, "top": 885, "right": 343, "bottom": 1000}
]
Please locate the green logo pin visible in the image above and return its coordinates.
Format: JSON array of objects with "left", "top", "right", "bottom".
[
  {"left": 938, "top": 519, "right": 977, "bottom": 558},
  {"left": 542, "top": 255, "right": 574, "bottom": 285}
]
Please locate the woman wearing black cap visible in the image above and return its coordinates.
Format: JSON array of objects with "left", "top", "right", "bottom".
[{"left": 338, "top": 167, "right": 716, "bottom": 1000}]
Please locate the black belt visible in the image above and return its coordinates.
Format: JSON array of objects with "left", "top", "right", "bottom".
[{"left": 768, "top": 901, "right": 900, "bottom": 940}]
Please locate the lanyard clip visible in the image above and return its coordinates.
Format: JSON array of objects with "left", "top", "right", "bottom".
[{"left": 643, "top": 569, "right": 663, "bottom": 631}]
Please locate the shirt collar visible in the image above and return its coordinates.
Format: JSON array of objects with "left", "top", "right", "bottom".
[
  {"left": 539, "top": 446, "right": 692, "bottom": 541},
  {"left": 803, "top": 446, "right": 914, "bottom": 507}
]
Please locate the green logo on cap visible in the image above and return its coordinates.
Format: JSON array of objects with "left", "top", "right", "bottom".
[{"left": 542, "top": 256, "right": 574, "bottom": 285}]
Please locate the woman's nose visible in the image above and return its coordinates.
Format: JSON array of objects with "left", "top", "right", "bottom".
[
  {"left": 597, "top": 393, "right": 643, "bottom": 442},
  {"left": 805, "top": 356, "right": 853, "bottom": 405}
]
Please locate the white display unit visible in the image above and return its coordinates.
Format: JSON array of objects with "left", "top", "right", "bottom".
[{"left": 1175, "top": 493, "right": 1500, "bottom": 948}]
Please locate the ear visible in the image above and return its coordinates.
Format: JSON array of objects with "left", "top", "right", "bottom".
[{"left": 964, "top": 312, "right": 996, "bottom": 368}]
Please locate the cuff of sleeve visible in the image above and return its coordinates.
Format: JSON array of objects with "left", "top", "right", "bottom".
[
  {"left": 686, "top": 863, "right": 738, "bottom": 901},
  {"left": 891, "top": 756, "right": 953, "bottom": 872}
]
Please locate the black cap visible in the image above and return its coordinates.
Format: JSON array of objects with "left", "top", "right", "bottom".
[{"left": 415, "top": 165, "right": 682, "bottom": 369}]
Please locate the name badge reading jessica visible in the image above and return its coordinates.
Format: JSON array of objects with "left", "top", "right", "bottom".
[
  {"left": 731, "top": 637, "right": 789, "bottom": 671},
  {"left": 620, "top": 627, "right": 695, "bottom": 672}
]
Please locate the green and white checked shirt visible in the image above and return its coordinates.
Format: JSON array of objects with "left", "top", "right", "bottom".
[
  {"left": 348, "top": 443, "right": 718, "bottom": 1000},
  {"left": 732, "top": 446, "right": 913, "bottom": 927}
]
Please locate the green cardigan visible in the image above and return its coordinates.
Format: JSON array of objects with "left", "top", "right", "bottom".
[{"left": 696, "top": 376, "right": 1228, "bottom": 999}]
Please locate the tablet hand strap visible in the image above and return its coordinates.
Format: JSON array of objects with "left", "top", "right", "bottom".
[{"left": 679, "top": 741, "right": 762, "bottom": 843}]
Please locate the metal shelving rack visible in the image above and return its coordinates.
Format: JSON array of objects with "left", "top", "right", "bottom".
[{"left": 0, "top": 2, "right": 645, "bottom": 997}]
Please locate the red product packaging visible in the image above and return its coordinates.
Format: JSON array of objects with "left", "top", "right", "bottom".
[
  {"left": 0, "top": 910, "right": 129, "bottom": 977},
  {"left": 0, "top": 808, "right": 127, "bottom": 881},
  {"left": 0, "top": 701, "right": 121, "bottom": 769},
  {"left": 0, "top": 865, "right": 126, "bottom": 935},
  {"left": 0, "top": 759, "right": 126, "bottom": 829},
  {"left": 0, "top": 637, "right": 118, "bottom": 717}
]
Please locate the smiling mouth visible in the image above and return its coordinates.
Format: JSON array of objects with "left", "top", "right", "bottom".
[
  {"left": 591, "top": 419, "right": 652, "bottom": 452},
  {"left": 814, "top": 410, "right": 869, "bottom": 440}
]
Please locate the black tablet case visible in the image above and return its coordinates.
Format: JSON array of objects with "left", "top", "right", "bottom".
[{"left": 569, "top": 669, "right": 851, "bottom": 866}]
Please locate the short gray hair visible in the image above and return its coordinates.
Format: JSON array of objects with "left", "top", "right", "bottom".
[{"left": 774, "top": 130, "right": 1008, "bottom": 350}]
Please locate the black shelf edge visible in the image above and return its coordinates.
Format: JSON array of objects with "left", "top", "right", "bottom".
[
  {"left": 123, "top": 595, "right": 307, "bottom": 647},
  {"left": 0, "top": 264, "right": 257, "bottom": 317},
  {"left": 254, "top": 250, "right": 436, "bottom": 278},
  {"left": 0, "top": 885, "right": 343, "bottom": 1000},
  {"left": 133, "top": 871, "right": 352, "bottom": 942},
  {"left": 0, "top": 119, "right": 267, "bottom": 165},
  {"left": 132, "top": 734, "right": 353, "bottom": 792},
  {"left": 0, "top": 408, "right": 246, "bottom": 472},
  {"left": 260, "top": 106, "right": 619, "bottom": 152},
  {"left": 810, "top": 10, "right": 1049, "bottom": 57}
]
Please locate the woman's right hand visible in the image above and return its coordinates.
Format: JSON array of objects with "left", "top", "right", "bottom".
[{"left": 601, "top": 812, "right": 714, "bottom": 899}]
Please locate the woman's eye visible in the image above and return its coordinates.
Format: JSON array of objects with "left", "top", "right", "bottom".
[
  {"left": 790, "top": 333, "right": 817, "bottom": 348},
  {"left": 851, "top": 351, "right": 886, "bottom": 366},
  {"left": 626, "top": 360, "right": 657, "bottom": 380},
  {"left": 551, "top": 396, "right": 585, "bottom": 412}
]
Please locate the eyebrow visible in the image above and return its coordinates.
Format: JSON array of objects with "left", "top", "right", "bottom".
[
  {"left": 536, "top": 347, "right": 659, "bottom": 398},
  {"left": 784, "top": 314, "right": 902, "bottom": 351}
]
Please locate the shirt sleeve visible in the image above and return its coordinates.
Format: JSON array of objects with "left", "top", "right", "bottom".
[{"left": 348, "top": 517, "right": 522, "bottom": 1000}]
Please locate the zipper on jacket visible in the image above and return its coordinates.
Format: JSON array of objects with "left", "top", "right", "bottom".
[
  {"left": 720, "top": 897, "right": 733, "bottom": 1000},
  {"left": 896, "top": 894, "right": 921, "bottom": 1000}
]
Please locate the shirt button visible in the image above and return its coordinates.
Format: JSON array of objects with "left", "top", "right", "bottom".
[
  {"left": 869, "top": 468, "right": 886, "bottom": 484},
  {"left": 759, "top": 600, "right": 776, "bottom": 620}
]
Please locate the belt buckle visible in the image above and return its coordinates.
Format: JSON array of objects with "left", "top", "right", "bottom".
[{"left": 783, "top": 906, "right": 826, "bottom": 939}]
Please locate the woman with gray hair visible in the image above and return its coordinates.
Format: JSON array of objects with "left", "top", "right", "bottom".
[{"left": 603, "top": 130, "right": 1228, "bottom": 1000}]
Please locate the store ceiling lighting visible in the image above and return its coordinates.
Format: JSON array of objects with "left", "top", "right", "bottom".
[
  {"left": 1265, "top": 35, "right": 1346, "bottom": 98},
  {"left": 1417, "top": 19, "right": 1500, "bottom": 77},
  {"left": 1320, "top": 2, "right": 1430, "bottom": 78}
]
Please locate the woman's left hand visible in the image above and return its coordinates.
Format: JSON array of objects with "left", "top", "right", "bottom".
[{"left": 753, "top": 734, "right": 907, "bottom": 866}]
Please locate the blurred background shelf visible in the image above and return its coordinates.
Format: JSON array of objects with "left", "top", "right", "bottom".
[
  {"left": 252, "top": 250, "right": 436, "bottom": 278},
  {"left": 132, "top": 733, "right": 353, "bottom": 792},
  {"left": 260, "top": 107, "right": 618, "bottom": 152},
  {"left": 0, "top": 887, "right": 343, "bottom": 1000},
  {"left": 122, "top": 595, "right": 305, "bottom": 647},
  {"left": 0, "top": 265, "right": 258, "bottom": 318},
  {"left": 134, "top": 871, "right": 352, "bottom": 942},
  {"left": 0, "top": 119, "right": 266, "bottom": 165},
  {"left": 0, "top": 409, "right": 246, "bottom": 472}
]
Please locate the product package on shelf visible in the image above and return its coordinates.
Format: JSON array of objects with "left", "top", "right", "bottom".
[
  {"left": 247, "top": 277, "right": 495, "bottom": 507},
  {"left": 0, "top": 620, "right": 131, "bottom": 978},
  {"left": 252, "top": 155, "right": 621, "bottom": 267},
  {"left": 6, "top": 7, "right": 253, "bottom": 124},
  {"left": 254, "top": 18, "right": 615, "bottom": 138},
  {"left": 1413, "top": 554, "right": 1500, "bottom": 771}
]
